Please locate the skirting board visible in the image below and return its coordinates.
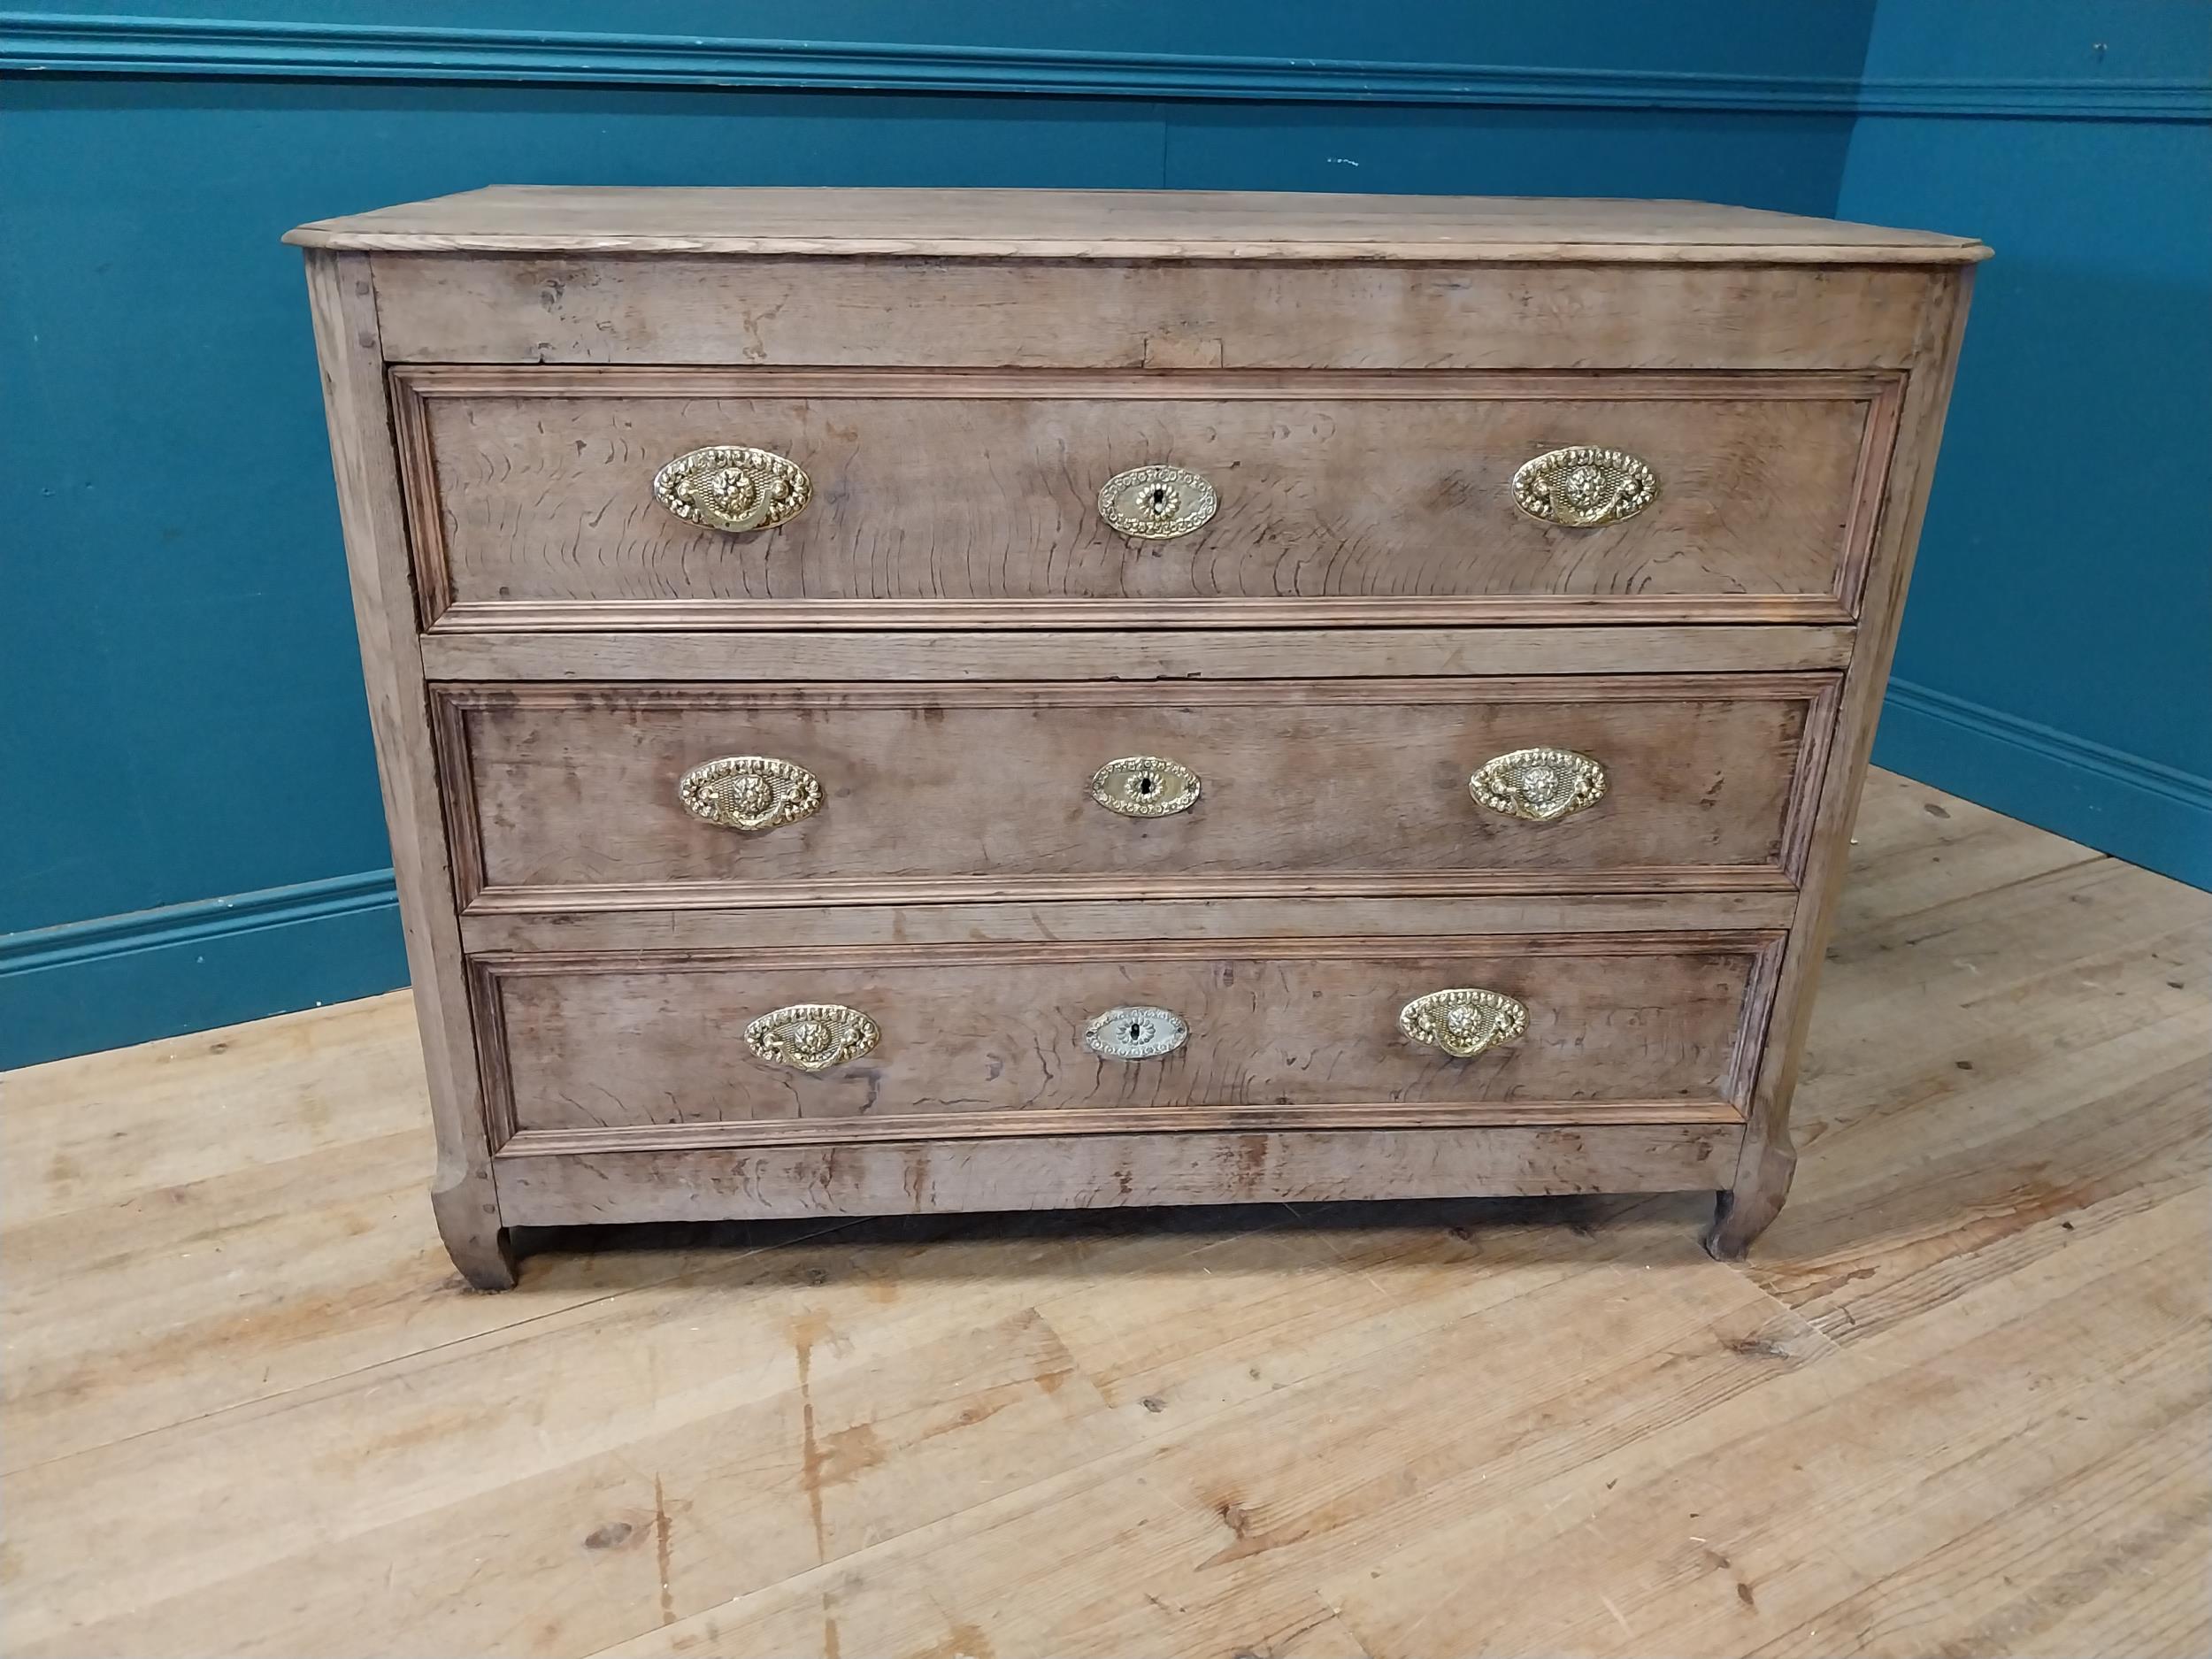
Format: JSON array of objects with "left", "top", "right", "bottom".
[
  {"left": 1875, "top": 680, "right": 2211, "bottom": 890},
  {"left": 0, "top": 872, "right": 405, "bottom": 1071}
]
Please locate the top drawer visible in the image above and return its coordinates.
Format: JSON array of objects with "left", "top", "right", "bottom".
[{"left": 393, "top": 368, "right": 1901, "bottom": 631}]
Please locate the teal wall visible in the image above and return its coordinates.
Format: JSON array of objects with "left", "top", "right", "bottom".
[
  {"left": 1, "top": 3, "right": 2205, "bottom": 1067},
  {"left": 1844, "top": 2, "right": 2212, "bottom": 887}
]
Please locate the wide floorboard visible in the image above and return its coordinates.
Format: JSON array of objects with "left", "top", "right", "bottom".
[{"left": 4, "top": 771, "right": 2206, "bottom": 1657}]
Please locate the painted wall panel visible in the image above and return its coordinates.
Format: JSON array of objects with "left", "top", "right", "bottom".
[
  {"left": 1162, "top": 104, "right": 1851, "bottom": 211},
  {"left": 1853, "top": 0, "right": 2205, "bottom": 82},
  {"left": 1846, "top": 1, "right": 2212, "bottom": 886}
]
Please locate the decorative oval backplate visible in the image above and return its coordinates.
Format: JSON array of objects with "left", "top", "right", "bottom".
[
  {"left": 1087, "top": 756, "right": 1202, "bottom": 818},
  {"left": 744, "top": 1003, "right": 880, "bottom": 1072},
  {"left": 1083, "top": 1006, "right": 1189, "bottom": 1062},
  {"left": 1399, "top": 987, "right": 1529, "bottom": 1060},
  {"left": 653, "top": 445, "right": 813, "bottom": 533},
  {"left": 678, "top": 756, "right": 824, "bottom": 833},
  {"left": 1510, "top": 446, "right": 1658, "bottom": 527},
  {"left": 1468, "top": 747, "right": 1608, "bottom": 823},
  {"left": 1097, "top": 465, "right": 1218, "bottom": 540}
]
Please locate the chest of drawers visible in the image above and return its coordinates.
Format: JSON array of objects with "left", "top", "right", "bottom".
[{"left": 291, "top": 188, "right": 1983, "bottom": 1288}]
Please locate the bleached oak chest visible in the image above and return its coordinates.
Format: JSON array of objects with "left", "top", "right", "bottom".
[{"left": 291, "top": 187, "right": 1983, "bottom": 1287}]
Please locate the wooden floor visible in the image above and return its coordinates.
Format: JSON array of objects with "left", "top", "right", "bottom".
[{"left": 4, "top": 770, "right": 2207, "bottom": 1658}]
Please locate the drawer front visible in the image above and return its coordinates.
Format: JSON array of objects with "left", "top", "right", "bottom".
[
  {"left": 396, "top": 368, "right": 1899, "bottom": 627},
  {"left": 474, "top": 932, "right": 1782, "bottom": 1148},
  {"left": 433, "top": 676, "right": 1836, "bottom": 909}
]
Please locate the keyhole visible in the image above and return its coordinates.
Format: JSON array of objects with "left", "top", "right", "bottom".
[
  {"left": 1126, "top": 1022, "right": 1147, "bottom": 1043},
  {"left": 1135, "top": 774, "right": 1157, "bottom": 796}
]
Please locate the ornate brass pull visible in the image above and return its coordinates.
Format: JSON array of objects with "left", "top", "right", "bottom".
[
  {"left": 1088, "top": 755, "right": 1201, "bottom": 818},
  {"left": 654, "top": 445, "right": 813, "bottom": 533},
  {"left": 1511, "top": 446, "right": 1657, "bottom": 527},
  {"left": 679, "top": 756, "right": 823, "bottom": 833},
  {"left": 1083, "top": 1006, "right": 1188, "bottom": 1061},
  {"left": 745, "top": 1003, "right": 879, "bottom": 1072},
  {"left": 1400, "top": 988, "right": 1528, "bottom": 1059},
  {"left": 1469, "top": 748, "right": 1607, "bottom": 823},
  {"left": 1098, "top": 465, "right": 1218, "bottom": 540}
]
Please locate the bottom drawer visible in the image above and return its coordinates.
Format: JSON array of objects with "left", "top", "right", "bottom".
[{"left": 473, "top": 932, "right": 1781, "bottom": 1150}]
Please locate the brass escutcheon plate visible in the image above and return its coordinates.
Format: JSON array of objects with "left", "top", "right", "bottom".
[
  {"left": 653, "top": 445, "right": 813, "bottom": 533},
  {"left": 1469, "top": 747, "right": 1608, "bottom": 823},
  {"left": 1083, "top": 1006, "right": 1189, "bottom": 1062},
  {"left": 1088, "top": 755, "right": 1201, "bottom": 818},
  {"left": 1510, "top": 446, "right": 1658, "bottom": 527},
  {"left": 678, "top": 756, "right": 823, "bottom": 833},
  {"left": 1097, "top": 464, "right": 1218, "bottom": 540},
  {"left": 744, "top": 1003, "right": 879, "bottom": 1072},
  {"left": 1399, "top": 987, "right": 1529, "bottom": 1059}
]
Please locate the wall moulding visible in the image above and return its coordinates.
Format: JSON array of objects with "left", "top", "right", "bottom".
[{"left": 5, "top": 13, "right": 2206, "bottom": 120}]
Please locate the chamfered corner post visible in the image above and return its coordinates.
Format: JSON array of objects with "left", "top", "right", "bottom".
[{"left": 301, "top": 245, "right": 514, "bottom": 1289}]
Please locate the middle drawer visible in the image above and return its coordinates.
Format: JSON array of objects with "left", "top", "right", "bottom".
[{"left": 432, "top": 675, "right": 1835, "bottom": 909}]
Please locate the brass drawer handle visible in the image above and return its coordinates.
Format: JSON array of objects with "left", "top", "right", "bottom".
[
  {"left": 1470, "top": 747, "right": 1608, "bottom": 823},
  {"left": 746, "top": 1003, "right": 879, "bottom": 1072},
  {"left": 1098, "top": 465, "right": 1217, "bottom": 540},
  {"left": 1088, "top": 755, "right": 1201, "bottom": 818},
  {"left": 1511, "top": 446, "right": 1657, "bottom": 527},
  {"left": 1401, "top": 988, "right": 1528, "bottom": 1059},
  {"left": 679, "top": 756, "right": 823, "bottom": 832},
  {"left": 1083, "top": 1005, "right": 1188, "bottom": 1062},
  {"left": 654, "top": 445, "right": 813, "bottom": 533}
]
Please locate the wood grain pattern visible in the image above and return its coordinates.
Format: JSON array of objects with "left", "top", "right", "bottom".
[
  {"left": 491, "top": 1125, "right": 1740, "bottom": 1225},
  {"left": 369, "top": 255, "right": 1951, "bottom": 371},
  {"left": 5, "top": 775, "right": 2200, "bottom": 1659},
  {"left": 1708, "top": 265, "right": 1978, "bottom": 1258},
  {"left": 396, "top": 367, "right": 1892, "bottom": 625},
  {"left": 500, "top": 1098, "right": 1750, "bottom": 1156},
  {"left": 459, "top": 891, "right": 1802, "bottom": 956},
  {"left": 471, "top": 932, "right": 1780, "bottom": 1143},
  {"left": 300, "top": 250, "right": 514, "bottom": 1291},
  {"left": 419, "top": 624, "right": 1858, "bottom": 678},
  {"left": 432, "top": 676, "right": 1835, "bottom": 910},
  {"left": 290, "top": 186, "right": 1992, "bottom": 260}
]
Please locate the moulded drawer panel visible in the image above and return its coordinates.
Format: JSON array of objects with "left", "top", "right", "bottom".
[
  {"left": 395, "top": 368, "right": 1900, "bottom": 627},
  {"left": 432, "top": 675, "right": 1838, "bottom": 910},
  {"left": 474, "top": 930, "right": 1782, "bottom": 1146}
]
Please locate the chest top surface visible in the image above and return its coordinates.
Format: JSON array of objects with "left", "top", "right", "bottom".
[{"left": 286, "top": 185, "right": 1988, "bottom": 264}]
